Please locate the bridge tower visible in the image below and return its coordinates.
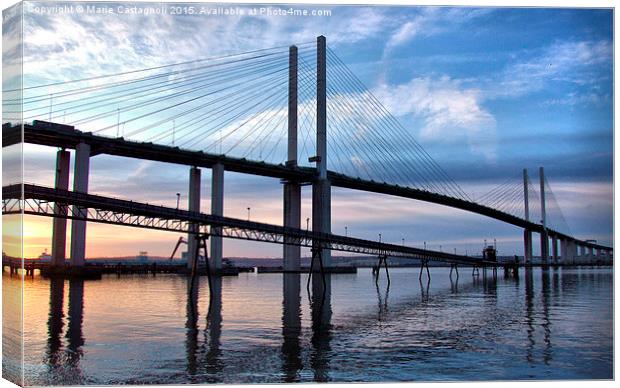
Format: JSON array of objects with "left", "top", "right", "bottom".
[
  {"left": 69, "top": 142, "right": 90, "bottom": 266},
  {"left": 539, "top": 166, "right": 549, "bottom": 262},
  {"left": 283, "top": 45, "right": 302, "bottom": 272},
  {"left": 523, "top": 169, "right": 533, "bottom": 264},
  {"left": 312, "top": 35, "right": 331, "bottom": 268}
]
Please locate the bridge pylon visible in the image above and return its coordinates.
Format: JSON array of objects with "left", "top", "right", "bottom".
[
  {"left": 539, "top": 167, "right": 549, "bottom": 262},
  {"left": 523, "top": 169, "right": 533, "bottom": 264},
  {"left": 283, "top": 44, "right": 301, "bottom": 272},
  {"left": 312, "top": 35, "right": 331, "bottom": 267}
]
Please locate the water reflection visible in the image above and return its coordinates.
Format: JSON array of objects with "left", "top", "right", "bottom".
[
  {"left": 281, "top": 273, "right": 302, "bottom": 382},
  {"left": 450, "top": 274, "right": 459, "bottom": 294},
  {"left": 482, "top": 270, "right": 497, "bottom": 296},
  {"left": 46, "top": 278, "right": 64, "bottom": 369},
  {"left": 541, "top": 268, "right": 552, "bottom": 365},
  {"left": 524, "top": 267, "right": 535, "bottom": 364},
  {"left": 185, "top": 276, "right": 223, "bottom": 383},
  {"left": 44, "top": 278, "right": 85, "bottom": 385},
  {"left": 419, "top": 277, "right": 430, "bottom": 302},
  {"left": 375, "top": 282, "right": 390, "bottom": 320},
  {"left": 25, "top": 267, "right": 613, "bottom": 383},
  {"left": 205, "top": 277, "right": 223, "bottom": 380},
  {"left": 185, "top": 277, "right": 199, "bottom": 378},
  {"left": 310, "top": 273, "right": 332, "bottom": 382}
]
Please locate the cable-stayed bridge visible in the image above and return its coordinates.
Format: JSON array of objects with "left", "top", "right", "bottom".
[{"left": 2, "top": 36, "right": 612, "bottom": 276}]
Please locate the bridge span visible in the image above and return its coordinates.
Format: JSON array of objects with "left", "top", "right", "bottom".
[
  {"left": 2, "top": 121, "right": 612, "bottom": 263},
  {"left": 3, "top": 183, "right": 491, "bottom": 267}
]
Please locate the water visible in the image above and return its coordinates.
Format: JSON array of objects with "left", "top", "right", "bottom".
[{"left": 2, "top": 266, "right": 613, "bottom": 384}]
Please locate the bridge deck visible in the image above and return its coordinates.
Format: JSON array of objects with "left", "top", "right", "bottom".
[{"left": 3, "top": 184, "right": 496, "bottom": 266}]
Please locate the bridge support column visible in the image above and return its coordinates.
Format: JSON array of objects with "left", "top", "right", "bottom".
[
  {"left": 540, "top": 231, "right": 549, "bottom": 263},
  {"left": 312, "top": 35, "right": 331, "bottom": 267},
  {"left": 187, "top": 167, "right": 201, "bottom": 270},
  {"left": 560, "top": 239, "right": 568, "bottom": 264},
  {"left": 70, "top": 143, "right": 90, "bottom": 267},
  {"left": 52, "top": 150, "right": 70, "bottom": 267},
  {"left": 284, "top": 184, "right": 301, "bottom": 271},
  {"left": 566, "top": 240, "right": 576, "bottom": 264},
  {"left": 283, "top": 44, "right": 301, "bottom": 272},
  {"left": 551, "top": 236, "right": 558, "bottom": 264},
  {"left": 210, "top": 163, "right": 224, "bottom": 272},
  {"left": 523, "top": 229, "right": 533, "bottom": 264},
  {"left": 312, "top": 180, "right": 331, "bottom": 267}
]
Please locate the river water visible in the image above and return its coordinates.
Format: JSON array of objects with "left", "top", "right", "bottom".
[{"left": 2, "top": 266, "right": 613, "bottom": 385}]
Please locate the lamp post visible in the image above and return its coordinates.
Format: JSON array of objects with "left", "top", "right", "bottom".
[
  {"left": 306, "top": 217, "right": 310, "bottom": 231},
  {"left": 402, "top": 238, "right": 405, "bottom": 246},
  {"left": 424, "top": 241, "right": 426, "bottom": 250},
  {"left": 345, "top": 226, "right": 348, "bottom": 237},
  {"left": 176, "top": 193, "right": 180, "bottom": 209},
  {"left": 379, "top": 233, "right": 382, "bottom": 243},
  {"left": 247, "top": 207, "right": 251, "bottom": 221}
]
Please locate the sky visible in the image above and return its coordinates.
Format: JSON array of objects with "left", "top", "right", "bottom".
[{"left": 1, "top": 1, "right": 614, "bottom": 259}]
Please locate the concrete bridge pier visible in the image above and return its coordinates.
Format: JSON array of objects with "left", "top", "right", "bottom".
[
  {"left": 187, "top": 167, "right": 201, "bottom": 270},
  {"left": 567, "top": 240, "right": 577, "bottom": 264},
  {"left": 51, "top": 149, "right": 70, "bottom": 267},
  {"left": 210, "top": 163, "right": 224, "bottom": 272},
  {"left": 523, "top": 229, "right": 533, "bottom": 264},
  {"left": 551, "top": 236, "right": 558, "bottom": 264},
  {"left": 69, "top": 143, "right": 90, "bottom": 267},
  {"left": 560, "top": 239, "right": 567, "bottom": 264},
  {"left": 283, "top": 44, "right": 301, "bottom": 272},
  {"left": 540, "top": 231, "right": 549, "bottom": 263}
]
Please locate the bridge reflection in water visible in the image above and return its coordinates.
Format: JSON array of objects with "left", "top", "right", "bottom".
[
  {"left": 45, "top": 278, "right": 86, "bottom": 386},
  {"left": 34, "top": 266, "right": 612, "bottom": 383}
]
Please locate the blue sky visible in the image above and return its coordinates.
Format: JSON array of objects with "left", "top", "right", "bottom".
[{"left": 2, "top": 2, "right": 613, "bottom": 258}]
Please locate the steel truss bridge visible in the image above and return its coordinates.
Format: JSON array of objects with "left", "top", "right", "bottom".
[{"left": 2, "top": 183, "right": 494, "bottom": 266}]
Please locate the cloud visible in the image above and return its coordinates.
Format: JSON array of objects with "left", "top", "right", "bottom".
[
  {"left": 20, "top": 4, "right": 390, "bottom": 85},
  {"left": 374, "top": 76, "right": 497, "bottom": 161},
  {"left": 492, "top": 39, "right": 612, "bottom": 99},
  {"left": 383, "top": 7, "right": 492, "bottom": 56},
  {"left": 541, "top": 91, "right": 610, "bottom": 107}
]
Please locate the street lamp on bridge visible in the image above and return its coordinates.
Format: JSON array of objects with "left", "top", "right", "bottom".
[
  {"left": 247, "top": 207, "right": 251, "bottom": 221},
  {"left": 175, "top": 193, "right": 180, "bottom": 210}
]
